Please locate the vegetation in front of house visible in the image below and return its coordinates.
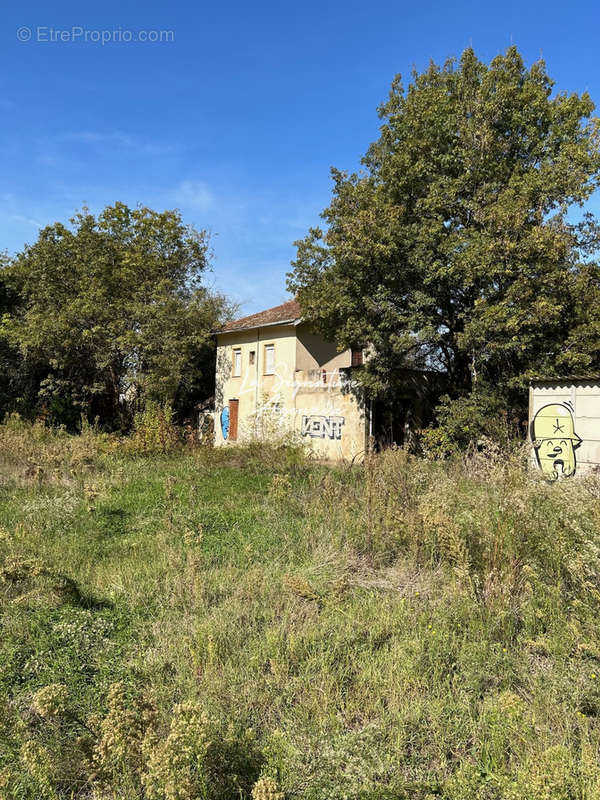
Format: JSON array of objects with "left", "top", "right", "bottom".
[
  {"left": 289, "top": 46, "right": 600, "bottom": 443},
  {"left": 2, "top": 418, "right": 600, "bottom": 799},
  {"left": 1, "top": 46, "right": 600, "bottom": 449}
]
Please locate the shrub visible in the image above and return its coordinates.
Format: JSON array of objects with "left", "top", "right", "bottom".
[
  {"left": 422, "top": 391, "right": 521, "bottom": 458},
  {"left": 125, "top": 403, "right": 182, "bottom": 455},
  {"left": 251, "top": 777, "right": 284, "bottom": 800},
  {"left": 30, "top": 684, "right": 69, "bottom": 719},
  {"left": 89, "top": 686, "right": 262, "bottom": 800}
]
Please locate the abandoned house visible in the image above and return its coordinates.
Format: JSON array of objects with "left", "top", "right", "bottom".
[{"left": 213, "top": 299, "right": 431, "bottom": 461}]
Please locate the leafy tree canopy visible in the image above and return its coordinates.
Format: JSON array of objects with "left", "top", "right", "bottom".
[
  {"left": 288, "top": 47, "right": 600, "bottom": 426},
  {"left": 2, "top": 203, "right": 230, "bottom": 428},
  {"left": 0, "top": 255, "right": 36, "bottom": 415}
]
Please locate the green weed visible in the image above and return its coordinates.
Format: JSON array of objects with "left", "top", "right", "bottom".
[{"left": 1, "top": 423, "right": 600, "bottom": 798}]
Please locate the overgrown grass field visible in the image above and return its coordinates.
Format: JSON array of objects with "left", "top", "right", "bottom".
[{"left": 2, "top": 419, "right": 600, "bottom": 799}]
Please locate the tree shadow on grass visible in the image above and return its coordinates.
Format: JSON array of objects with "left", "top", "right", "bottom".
[
  {"left": 0, "top": 557, "right": 113, "bottom": 610},
  {"left": 95, "top": 507, "right": 129, "bottom": 539}
]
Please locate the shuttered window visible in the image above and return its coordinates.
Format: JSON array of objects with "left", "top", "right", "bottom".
[
  {"left": 264, "top": 344, "right": 275, "bottom": 375},
  {"left": 233, "top": 349, "right": 242, "bottom": 377}
]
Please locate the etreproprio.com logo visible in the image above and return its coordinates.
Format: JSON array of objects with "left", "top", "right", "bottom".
[{"left": 16, "top": 26, "right": 175, "bottom": 44}]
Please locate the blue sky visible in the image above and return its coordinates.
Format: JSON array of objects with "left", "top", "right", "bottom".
[{"left": 2, "top": 0, "right": 600, "bottom": 315}]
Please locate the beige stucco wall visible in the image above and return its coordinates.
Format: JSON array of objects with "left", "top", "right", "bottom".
[
  {"left": 293, "top": 368, "right": 366, "bottom": 460},
  {"left": 215, "top": 324, "right": 366, "bottom": 461},
  {"left": 295, "top": 325, "right": 352, "bottom": 372},
  {"left": 529, "top": 380, "right": 600, "bottom": 476}
]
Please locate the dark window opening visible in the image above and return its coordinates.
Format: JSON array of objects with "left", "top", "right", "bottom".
[{"left": 351, "top": 349, "right": 363, "bottom": 367}]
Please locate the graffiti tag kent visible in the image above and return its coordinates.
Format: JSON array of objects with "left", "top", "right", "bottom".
[
  {"left": 301, "top": 415, "right": 345, "bottom": 440},
  {"left": 531, "top": 402, "right": 582, "bottom": 480}
]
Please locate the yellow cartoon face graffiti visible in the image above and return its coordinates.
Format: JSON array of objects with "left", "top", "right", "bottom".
[{"left": 532, "top": 403, "right": 582, "bottom": 480}]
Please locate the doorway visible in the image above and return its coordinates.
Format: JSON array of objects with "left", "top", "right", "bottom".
[{"left": 228, "top": 399, "right": 239, "bottom": 441}]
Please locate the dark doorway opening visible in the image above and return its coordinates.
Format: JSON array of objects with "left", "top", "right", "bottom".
[{"left": 369, "top": 398, "right": 411, "bottom": 450}]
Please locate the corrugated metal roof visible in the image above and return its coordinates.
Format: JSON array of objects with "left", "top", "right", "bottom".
[{"left": 217, "top": 299, "right": 301, "bottom": 334}]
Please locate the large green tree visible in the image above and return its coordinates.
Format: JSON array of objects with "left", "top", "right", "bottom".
[
  {"left": 0, "top": 259, "right": 36, "bottom": 416},
  {"left": 3, "top": 203, "right": 230, "bottom": 428},
  {"left": 288, "top": 47, "right": 600, "bottom": 429}
]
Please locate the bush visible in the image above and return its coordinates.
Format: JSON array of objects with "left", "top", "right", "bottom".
[
  {"left": 422, "top": 391, "right": 521, "bottom": 458},
  {"left": 91, "top": 687, "right": 262, "bottom": 800},
  {"left": 125, "top": 403, "right": 182, "bottom": 456}
]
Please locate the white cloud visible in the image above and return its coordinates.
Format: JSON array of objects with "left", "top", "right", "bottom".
[
  {"left": 11, "top": 213, "right": 43, "bottom": 229},
  {"left": 168, "top": 180, "right": 215, "bottom": 211},
  {"left": 59, "top": 130, "right": 176, "bottom": 156}
]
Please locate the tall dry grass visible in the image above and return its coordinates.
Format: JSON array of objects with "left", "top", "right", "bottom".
[{"left": 2, "top": 423, "right": 600, "bottom": 798}]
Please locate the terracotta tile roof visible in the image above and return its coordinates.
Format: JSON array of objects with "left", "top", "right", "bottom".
[{"left": 218, "top": 299, "right": 301, "bottom": 333}]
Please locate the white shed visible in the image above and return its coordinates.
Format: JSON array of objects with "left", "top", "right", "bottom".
[{"left": 529, "top": 378, "right": 600, "bottom": 480}]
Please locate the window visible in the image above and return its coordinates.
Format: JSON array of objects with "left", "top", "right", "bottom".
[
  {"left": 233, "top": 348, "right": 242, "bottom": 377},
  {"left": 249, "top": 350, "right": 256, "bottom": 365},
  {"left": 264, "top": 344, "right": 275, "bottom": 375},
  {"left": 351, "top": 348, "right": 363, "bottom": 367}
]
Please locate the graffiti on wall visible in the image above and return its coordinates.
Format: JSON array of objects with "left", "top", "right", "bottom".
[
  {"left": 531, "top": 402, "right": 582, "bottom": 480},
  {"left": 220, "top": 407, "right": 230, "bottom": 440},
  {"left": 301, "top": 415, "right": 345, "bottom": 440}
]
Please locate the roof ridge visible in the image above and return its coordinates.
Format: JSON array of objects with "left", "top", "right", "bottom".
[{"left": 218, "top": 298, "right": 301, "bottom": 334}]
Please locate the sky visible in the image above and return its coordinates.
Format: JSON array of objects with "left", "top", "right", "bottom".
[{"left": 2, "top": 0, "right": 600, "bottom": 315}]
